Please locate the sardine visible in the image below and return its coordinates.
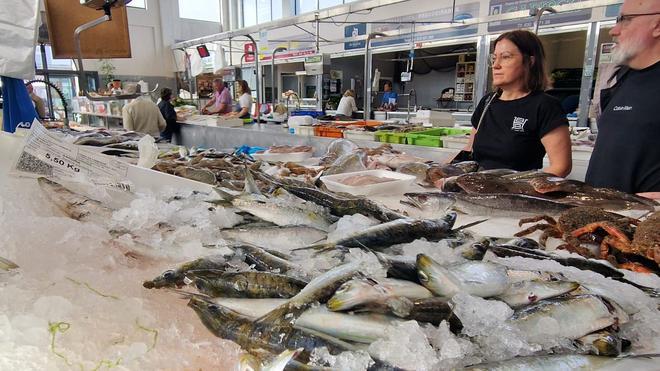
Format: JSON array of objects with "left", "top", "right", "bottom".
[
  {"left": 228, "top": 244, "right": 308, "bottom": 278},
  {"left": 38, "top": 177, "right": 114, "bottom": 224},
  {"left": 174, "top": 166, "right": 217, "bottom": 184},
  {"left": 466, "top": 354, "right": 660, "bottom": 370},
  {"left": 417, "top": 255, "right": 510, "bottom": 298},
  {"left": 221, "top": 226, "right": 327, "bottom": 251},
  {"left": 510, "top": 295, "right": 629, "bottom": 343},
  {"left": 194, "top": 271, "right": 308, "bottom": 299},
  {"left": 73, "top": 136, "right": 123, "bottom": 146},
  {"left": 403, "top": 192, "right": 574, "bottom": 218},
  {"left": 495, "top": 280, "right": 579, "bottom": 307},
  {"left": 188, "top": 296, "right": 357, "bottom": 362},
  {"left": 326, "top": 278, "right": 433, "bottom": 312},
  {"left": 143, "top": 254, "right": 231, "bottom": 289},
  {"left": 213, "top": 298, "right": 403, "bottom": 344},
  {"left": 294, "top": 214, "right": 457, "bottom": 253},
  {"left": 251, "top": 170, "right": 405, "bottom": 222}
]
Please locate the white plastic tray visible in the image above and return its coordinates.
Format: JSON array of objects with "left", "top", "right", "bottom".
[
  {"left": 252, "top": 150, "right": 313, "bottom": 163},
  {"left": 344, "top": 129, "right": 376, "bottom": 142},
  {"left": 321, "top": 169, "right": 416, "bottom": 196}
]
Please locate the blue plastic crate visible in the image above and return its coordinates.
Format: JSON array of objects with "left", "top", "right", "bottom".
[{"left": 291, "top": 110, "right": 324, "bottom": 118}]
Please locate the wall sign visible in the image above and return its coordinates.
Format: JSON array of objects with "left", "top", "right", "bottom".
[
  {"left": 344, "top": 23, "right": 367, "bottom": 50},
  {"left": 487, "top": 0, "right": 592, "bottom": 32}
]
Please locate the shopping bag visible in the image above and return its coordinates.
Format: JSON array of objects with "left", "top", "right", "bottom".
[{"left": 1, "top": 76, "right": 39, "bottom": 133}]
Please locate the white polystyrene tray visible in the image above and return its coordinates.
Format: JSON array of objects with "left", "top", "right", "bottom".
[
  {"left": 321, "top": 169, "right": 416, "bottom": 196},
  {"left": 252, "top": 150, "right": 313, "bottom": 163}
]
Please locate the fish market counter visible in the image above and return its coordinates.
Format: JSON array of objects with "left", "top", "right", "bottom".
[{"left": 176, "top": 121, "right": 459, "bottom": 163}]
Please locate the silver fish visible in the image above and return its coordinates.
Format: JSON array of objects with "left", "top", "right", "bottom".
[
  {"left": 326, "top": 278, "right": 433, "bottom": 312},
  {"left": 239, "top": 348, "right": 304, "bottom": 371},
  {"left": 403, "top": 192, "right": 573, "bottom": 218},
  {"left": 496, "top": 280, "right": 579, "bottom": 307},
  {"left": 37, "top": 177, "right": 113, "bottom": 224},
  {"left": 417, "top": 255, "right": 510, "bottom": 298},
  {"left": 510, "top": 295, "right": 629, "bottom": 343},
  {"left": 295, "top": 214, "right": 457, "bottom": 253},
  {"left": 221, "top": 226, "right": 327, "bottom": 251},
  {"left": 214, "top": 298, "right": 403, "bottom": 344}
]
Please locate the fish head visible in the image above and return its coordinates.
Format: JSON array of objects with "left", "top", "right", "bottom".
[
  {"left": 187, "top": 296, "right": 225, "bottom": 331},
  {"left": 416, "top": 254, "right": 435, "bottom": 287},
  {"left": 238, "top": 353, "right": 262, "bottom": 371},
  {"left": 327, "top": 279, "right": 379, "bottom": 311},
  {"left": 441, "top": 212, "right": 458, "bottom": 229},
  {"left": 143, "top": 269, "right": 184, "bottom": 289}
]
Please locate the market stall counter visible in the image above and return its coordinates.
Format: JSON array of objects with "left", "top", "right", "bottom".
[{"left": 176, "top": 120, "right": 459, "bottom": 163}]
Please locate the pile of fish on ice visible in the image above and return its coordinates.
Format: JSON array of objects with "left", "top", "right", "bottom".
[{"left": 3, "top": 136, "right": 660, "bottom": 371}]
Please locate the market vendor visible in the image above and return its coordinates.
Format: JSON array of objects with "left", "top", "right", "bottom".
[
  {"left": 225, "top": 80, "right": 253, "bottom": 119},
  {"left": 586, "top": 0, "right": 660, "bottom": 197},
  {"left": 202, "top": 78, "right": 232, "bottom": 115},
  {"left": 463, "top": 30, "right": 572, "bottom": 177},
  {"left": 378, "top": 81, "right": 398, "bottom": 110},
  {"left": 26, "top": 84, "right": 46, "bottom": 119}
]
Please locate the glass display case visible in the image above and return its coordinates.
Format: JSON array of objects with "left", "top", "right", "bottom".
[{"left": 71, "top": 96, "right": 135, "bottom": 129}]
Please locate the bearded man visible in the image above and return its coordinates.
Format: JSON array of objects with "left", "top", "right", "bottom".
[{"left": 585, "top": 0, "right": 660, "bottom": 198}]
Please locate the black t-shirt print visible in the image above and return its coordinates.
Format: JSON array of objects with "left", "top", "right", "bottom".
[
  {"left": 586, "top": 61, "right": 660, "bottom": 193},
  {"left": 470, "top": 91, "right": 568, "bottom": 171}
]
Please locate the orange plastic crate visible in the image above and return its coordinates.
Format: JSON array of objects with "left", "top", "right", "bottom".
[{"left": 314, "top": 125, "right": 344, "bottom": 138}]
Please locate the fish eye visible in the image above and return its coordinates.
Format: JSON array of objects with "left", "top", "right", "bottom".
[
  {"left": 418, "top": 271, "right": 429, "bottom": 282},
  {"left": 162, "top": 270, "right": 175, "bottom": 279},
  {"left": 208, "top": 304, "right": 220, "bottom": 312}
]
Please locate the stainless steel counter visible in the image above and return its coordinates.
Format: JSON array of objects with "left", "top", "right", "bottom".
[{"left": 176, "top": 121, "right": 458, "bottom": 162}]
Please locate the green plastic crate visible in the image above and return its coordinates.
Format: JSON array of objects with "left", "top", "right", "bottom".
[
  {"left": 374, "top": 130, "right": 408, "bottom": 144},
  {"left": 405, "top": 128, "right": 471, "bottom": 147}
]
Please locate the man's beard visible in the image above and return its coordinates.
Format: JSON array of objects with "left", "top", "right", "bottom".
[{"left": 611, "top": 35, "right": 645, "bottom": 65}]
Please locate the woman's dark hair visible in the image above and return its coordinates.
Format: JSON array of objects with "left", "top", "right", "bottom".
[
  {"left": 237, "top": 80, "right": 251, "bottom": 95},
  {"left": 160, "top": 87, "right": 173, "bottom": 101},
  {"left": 383, "top": 80, "right": 392, "bottom": 88},
  {"left": 493, "top": 30, "right": 548, "bottom": 92}
]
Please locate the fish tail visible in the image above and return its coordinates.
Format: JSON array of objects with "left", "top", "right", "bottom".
[{"left": 213, "top": 186, "right": 237, "bottom": 201}]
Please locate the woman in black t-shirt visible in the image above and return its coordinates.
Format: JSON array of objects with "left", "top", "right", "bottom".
[{"left": 464, "top": 30, "right": 571, "bottom": 177}]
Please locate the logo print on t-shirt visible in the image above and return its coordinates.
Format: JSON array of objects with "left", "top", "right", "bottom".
[{"left": 511, "top": 116, "right": 528, "bottom": 132}]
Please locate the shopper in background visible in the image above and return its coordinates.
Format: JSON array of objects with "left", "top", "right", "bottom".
[
  {"left": 122, "top": 96, "right": 165, "bottom": 138},
  {"left": 158, "top": 88, "right": 178, "bottom": 141},
  {"left": 336, "top": 89, "right": 358, "bottom": 118},
  {"left": 26, "top": 84, "right": 46, "bottom": 119},
  {"left": 464, "top": 30, "right": 572, "bottom": 177},
  {"left": 226, "top": 80, "right": 253, "bottom": 119},
  {"left": 202, "top": 78, "right": 232, "bottom": 115},
  {"left": 586, "top": 0, "right": 660, "bottom": 198},
  {"left": 379, "top": 81, "right": 398, "bottom": 110}
]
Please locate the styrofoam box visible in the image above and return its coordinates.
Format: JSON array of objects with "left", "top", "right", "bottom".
[
  {"left": 441, "top": 134, "right": 469, "bottom": 149},
  {"left": 294, "top": 125, "right": 315, "bottom": 136},
  {"left": 321, "top": 169, "right": 416, "bottom": 196},
  {"left": 252, "top": 150, "right": 313, "bottom": 163},
  {"left": 344, "top": 129, "right": 376, "bottom": 142}
]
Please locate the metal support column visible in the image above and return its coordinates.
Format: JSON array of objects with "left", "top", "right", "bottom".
[
  {"left": 315, "top": 13, "right": 322, "bottom": 111},
  {"left": 38, "top": 43, "right": 55, "bottom": 118},
  {"left": 474, "top": 35, "right": 491, "bottom": 106},
  {"left": 578, "top": 22, "right": 600, "bottom": 128},
  {"left": 246, "top": 34, "right": 260, "bottom": 117}
]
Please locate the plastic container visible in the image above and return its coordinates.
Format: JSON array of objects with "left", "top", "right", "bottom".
[
  {"left": 291, "top": 110, "right": 324, "bottom": 118},
  {"left": 314, "top": 125, "right": 344, "bottom": 138},
  {"left": 405, "top": 128, "right": 471, "bottom": 147},
  {"left": 252, "top": 150, "right": 313, "bottom": 163},
  {"left": 321, "top": 170, "right": 416, "bottom": 196},
  {"left": 344, "top": 129, "right": 376, "bottom": 142},
  {"left": 374, "top": 130, "right": 407, "bottom": 144}
]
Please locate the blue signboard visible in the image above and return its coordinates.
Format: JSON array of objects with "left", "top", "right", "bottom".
[
  {"left": 368, "top": 2, "right": 480, "bottom": 49},
  {"left": 344, "top": 23, "right": 367, "bottom": 50},
  {"left": 487, "top": 0, "right": 592, "bottom": 32}
]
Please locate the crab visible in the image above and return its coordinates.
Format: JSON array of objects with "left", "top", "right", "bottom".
[
  {"left": 571, "top": 211, "right": 659, "bottom": 272},
  {"left": 515, "top": 207, "right": 639, "bottom": 264}
]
